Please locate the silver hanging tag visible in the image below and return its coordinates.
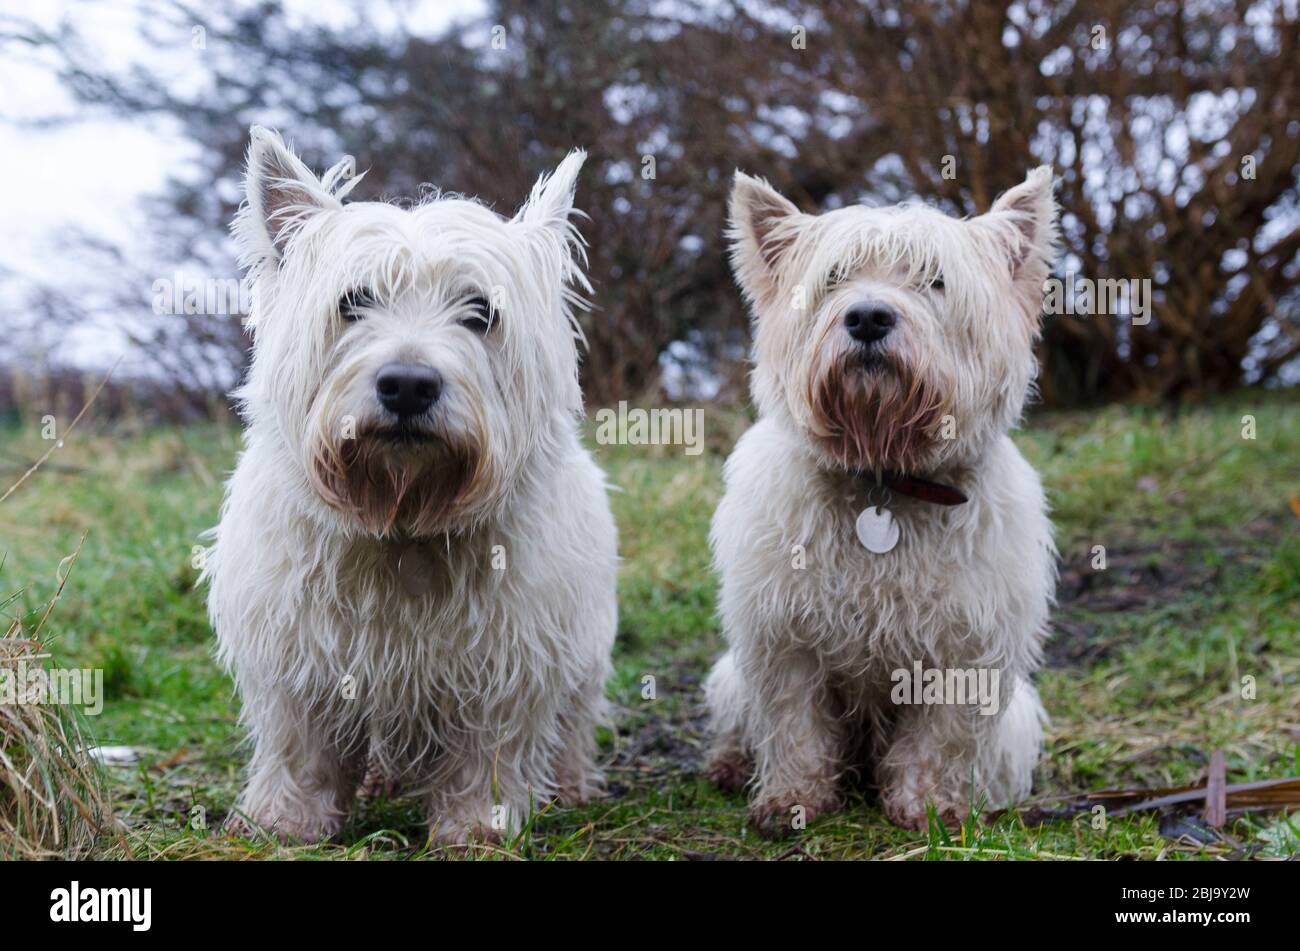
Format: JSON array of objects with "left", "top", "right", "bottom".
[
  {"left": 856, "top": 465, "right": 899, "bottom": 553},
  {"left": 856, "top": 505, "right": 899, "bottom": 553},
  {"left": 396, "top": 543, "right": 436, "bottom": 597}
]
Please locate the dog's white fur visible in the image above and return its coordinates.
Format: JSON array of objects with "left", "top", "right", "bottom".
[
  {"left": 205, "top": 127, "right": 617, "bottom": 844},
  {"left": 705, "top": 169, "right": 1058, "bottom": 834}
]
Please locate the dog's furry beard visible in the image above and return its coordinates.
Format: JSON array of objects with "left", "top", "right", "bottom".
[
  {"left": 308, "top": 427, "right": 489, "bottom": 536},
  {"left": 804, "top": 334, "right": 948, "bottom": 474}
]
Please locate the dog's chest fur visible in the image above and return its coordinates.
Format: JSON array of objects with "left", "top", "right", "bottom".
[
  {"left": 208, "top": 428, "right": 616, "bottom": 755},
  {"left": 713, "top": 417, "right": 1055, "bottom": 680}
]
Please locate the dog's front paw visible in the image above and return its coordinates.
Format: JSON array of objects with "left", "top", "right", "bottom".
[
  {"left": 555, "top": 781, "right": 603, "bottom": 808},
  {"left": 749, "top": 790, "right": 839, "bottom": 839},
  {"left": 554, "top": 765, "right": 604, "bottom": 807},
  {"left": 428, "top": 814, "right": 504, "bottom": 848},
  {"left": 357, "top": 763, "right": 403, "bottom": 801},
  {"left": 222, "top": 811, "right": 260, "bottom": 840},
  {"left": 706, "top": 751, "right": 753, "bottom": 793},
  {"left": 881, "top": 791, "right": 964, "bottom": 832}
]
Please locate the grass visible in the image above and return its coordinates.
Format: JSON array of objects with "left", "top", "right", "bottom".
[
  {"left": 0, "top": 393, "right": 1297, "bottom": 860},
  {"left": 0, "top": 556, "right": 117, "bottom": 859}
]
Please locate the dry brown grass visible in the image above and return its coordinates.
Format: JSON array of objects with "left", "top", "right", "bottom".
[
  {"left": 0, "top": 538, "right": 117, "bottom": 858},
  {"left": 0, "top": 635, "right": 116, "bottom": 857}
]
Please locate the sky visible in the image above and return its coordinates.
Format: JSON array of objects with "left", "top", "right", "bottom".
[
  {"left": 0, "top": 0, "right": 485, "bottom": 369},
  {"left": 1, "top": 0, "right": 1293, "bottom": 385}
]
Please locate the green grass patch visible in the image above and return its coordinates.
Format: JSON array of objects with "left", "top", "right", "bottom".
[{"left": 1, "top": 392, "right": 1296, "bottom": 859}]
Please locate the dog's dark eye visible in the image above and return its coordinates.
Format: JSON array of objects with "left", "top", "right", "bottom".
[
  {"left": 930, "top": 275, "right": 946, "bottom": 292},
  {"left": 339, "top": 287, "right": 377, "bottom": 322},
  {"left": 460, "top": 296, "right": 493, "bottom": 334}
]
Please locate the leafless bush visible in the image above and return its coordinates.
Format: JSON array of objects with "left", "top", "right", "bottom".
[{"left": 5, "top": 0, "right": 1295, "bottom": 411}]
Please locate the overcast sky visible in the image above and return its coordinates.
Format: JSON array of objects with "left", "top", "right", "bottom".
[
  {"left": 1, "top": 1, "right": 1293, "bottom": 384},
  {"left": 0, "top": 0, "right": 485, "bottom": 368}
]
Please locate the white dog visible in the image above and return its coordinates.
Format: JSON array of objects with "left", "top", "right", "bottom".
[
  {"left": 705, "top": 168, "right": 1058, "bottom": 835},
  {"left": 205, "top": 127, "right": 617, "bottom": 844}
]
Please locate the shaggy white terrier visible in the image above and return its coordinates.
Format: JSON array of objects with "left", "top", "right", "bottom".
[
  {"left": 705, "top": 168, "right": 1059, "bottom": 835},
  {"left": 205, "top": 127, "right": 617, "bottom": 844}
]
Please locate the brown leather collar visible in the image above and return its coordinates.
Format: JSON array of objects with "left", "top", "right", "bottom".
[{"left": 880, "top": 471, "right": 969, "bottom": 506}]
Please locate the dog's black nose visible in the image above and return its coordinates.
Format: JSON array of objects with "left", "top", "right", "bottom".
[
  {"left": 844, "top": 305, "right": 898, "bottom": 344},
  {"left": 376, "top": 363, "right": 442, "bottom": 417}
]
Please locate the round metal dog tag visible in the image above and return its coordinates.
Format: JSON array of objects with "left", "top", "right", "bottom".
[
  {"left": 855, "top": 506, "right": 899, "bottom": 554},
  {"left": 397, "top": 544, "right": 437, "bottom": 597}
]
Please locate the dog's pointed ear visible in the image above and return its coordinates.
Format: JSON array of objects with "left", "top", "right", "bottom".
[
  {"left": 985, "top": 166, "right": 1058, "bottom": 285},
  {"left": 517, "top": 149, "right": 587, "bottom": 232},
  {"left": 234, "top": 126, "right": 339, "bottom": 264},
  {"left": 729, "top": 172, "right": 803, "bottom": 300}
]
